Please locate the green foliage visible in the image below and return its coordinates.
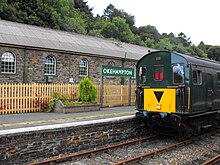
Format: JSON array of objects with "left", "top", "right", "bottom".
[
  {"left": 101, "top": 17, "right": 136, "bottom": 43},
  {"left": 74, "top": 0, "right": 93, "bottom": 17},
  {"left": 48, "top": 98, "right": 57, "bottom": 112},
  {"left": 48, "top": 92, "right": 65, "bottom": 112},
  {"left": 0, "top": 0, "right": 87, "bottom": 34},
  {"left": 187, "top": 45, "right": 208, "bottom": 58},
  {"left": 203, "top": 45, "right": 220, "bottom": 61},
  {"left": 138, "top": 25, "right": 160, "bottom": 43},
  {"left": 103, "top": 4, "right": 135, "bottom": 28},
  {"left": 52, "top": 92, "right": 69, "bottom": 100},
  {"left": 153, "top": 38, "right": 173, "bottom": 51},
  {"left": 79, "top": 77, "right": 97, "bottom": 103}
]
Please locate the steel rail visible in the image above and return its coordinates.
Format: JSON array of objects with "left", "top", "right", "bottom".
[
  {"left": 112, "top": 140, "right": 192, "bottom": 165},
  {"left": 28, "top": 135, "right": 156, "bottom": 165},
  {"left": 112, "top": 130, "right": 220, "bottom": 165},
  {"left": 202, "top": 154, "right": 220, "bottom": 165}
]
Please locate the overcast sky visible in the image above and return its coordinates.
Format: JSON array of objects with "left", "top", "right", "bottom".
[{"left": 87, "top": 0, "right": 220, "bottom": 46}]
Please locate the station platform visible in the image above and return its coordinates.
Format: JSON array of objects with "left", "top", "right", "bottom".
[{"left": 0, "top": 106, "right": 136, "bottom": 131}]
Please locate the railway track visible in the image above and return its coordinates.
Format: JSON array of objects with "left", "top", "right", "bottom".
[
  {"left": 202, "top": 154, "right": 220, "bottom": 165},
  {"left": 29, "top": 130, "right": 220, "bottom": 165},
  {"left": 28, "top": 135, "right": 157, "bottom": 165}
]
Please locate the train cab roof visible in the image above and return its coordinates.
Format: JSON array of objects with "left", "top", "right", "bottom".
[{"left": 138, "top": 51, "right": 220, "bottom": 69}]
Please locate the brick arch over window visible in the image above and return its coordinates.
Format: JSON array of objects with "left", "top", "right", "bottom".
[
  {"left": 1, "top": 52, "right": 16, "bottom": 74},
  {"left": 44, "top": 55, "right": 56, "bottom": 75},
  {"left": 79, "top": 58, "right": 88, "bottom": 76}
]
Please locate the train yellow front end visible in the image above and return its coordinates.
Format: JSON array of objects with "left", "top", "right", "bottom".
[{"left": 144, "top": 88, "right": 176, "bottom": 113}]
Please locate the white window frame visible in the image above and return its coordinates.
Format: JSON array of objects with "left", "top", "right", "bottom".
[
  {"left": 1, "top": 52, "right": 16, "bottom": 74},
  {"left": 44, "top": 55, "right": 56, "bottom": 75},
  {"left": 79, "top": 58, "right": 88, "bottom": 77}
]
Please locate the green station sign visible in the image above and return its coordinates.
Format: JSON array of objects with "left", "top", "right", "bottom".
[{"left": 101, "top": 65, "right": 134, "bottom": 77}]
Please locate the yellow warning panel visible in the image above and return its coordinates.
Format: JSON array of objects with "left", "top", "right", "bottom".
[{"left": 144, "top": 88, "right": 176, "bottom": 113}]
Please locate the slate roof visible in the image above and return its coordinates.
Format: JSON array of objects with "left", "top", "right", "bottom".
[{"left": 0, "top": 20, "right": 154, "bottom": 60}]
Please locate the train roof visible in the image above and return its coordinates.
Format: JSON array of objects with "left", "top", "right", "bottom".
[
  {"left": 0, "top": 20, "right": 155, "bottom": 60},
  {"left": 138, "top": 51, "right": 220, "bottom": 69},
  {"left": 173, "top": 51, "right": 220, "bottom": 68}
]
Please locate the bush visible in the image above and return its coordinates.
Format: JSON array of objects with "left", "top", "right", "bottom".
[
  {"left": 79, "top": 77, "right": 97, "bottom": 103},
  {"left": 52, "top": 92, "right": 69, "bottom": 100},
  {"left": 48, "top": 92, "right": 77, "bottom": 112}
]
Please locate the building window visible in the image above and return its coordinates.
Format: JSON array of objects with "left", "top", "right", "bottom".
[
  {"left": 79, "top": 58, "right": 88, "bottom": 76},
  {"left": 44, "top": 55, "right": 56, "bottom": 75},
  {"left": 1, "top": 52, "right": 16, "bottom": 74},
  {"left": 108, "top": 61, "right": 115, "bottom": 67}
]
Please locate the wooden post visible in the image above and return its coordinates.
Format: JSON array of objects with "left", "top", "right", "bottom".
[
  {"left": 100, "top": 76, "right": 104, "bottom": 107},
  {"left": 121, "top": 85, "right": 123, "bottom": 105},
  {"left": 128, "top": 78, "right": 131, "bottom": 106}
]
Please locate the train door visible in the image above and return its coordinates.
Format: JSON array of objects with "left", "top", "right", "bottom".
[
  {"left": 191, "top": 67, "right": 206, "bottom": 113},
  {"left": 207, "top": 73, "right": 213, "bottom": 108}
]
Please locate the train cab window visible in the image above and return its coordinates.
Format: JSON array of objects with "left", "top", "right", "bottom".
[
  {"left": 139, "top": 67, "right": 146, "bottom": 84},
  {"left": 193, "top": 70, "right": 202, "bottom": 85},
  {"left": 154, "top": 66, "right": 163, "bottom": 81},
  {"left": 173, "top": 64, "right": 184, "bottom": 84}
]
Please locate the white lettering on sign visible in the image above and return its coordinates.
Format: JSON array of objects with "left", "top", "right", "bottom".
[{"left": 103, "top": 68, "right": 132, "bottom": 76}]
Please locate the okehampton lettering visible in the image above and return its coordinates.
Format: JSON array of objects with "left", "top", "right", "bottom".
[{"left": 103, "top": 68, "right": 132, "bottom": 76}]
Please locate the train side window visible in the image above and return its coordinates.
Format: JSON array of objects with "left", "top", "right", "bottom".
[
  {"left": 217, "top": 72, "right": 220, "bottom": 90},
  {"left": 217, "top": 72, "right": 220, "bottom": 82},
  {"left": 139, "top": 67, "right": 147, "bottom": 84},
  {"left": 193, "top": 70, "right": 202, "bottom": 85},
  {"left": 173, "top": 64, "right": 184, "bottom": 84},
  {"left": 154, "top": 66, "right": 163, "bottom": 81}
]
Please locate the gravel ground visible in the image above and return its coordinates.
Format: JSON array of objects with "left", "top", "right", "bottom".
[
  {"left": 69, "top": 137, "right": 176, "bottom": 165},
  {"left": 45, "top": 131, "right": 220, "bottom": 165},
  {"left": 144, "top": 133, "right": 220, "bottom": 165},
  {"left": 61, "top": 132, "right": 220, "bottom": 165}
]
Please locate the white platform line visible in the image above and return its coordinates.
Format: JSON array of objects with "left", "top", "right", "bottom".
[{"left": 0, "top": 115, "right": 135, "bottom": 136}]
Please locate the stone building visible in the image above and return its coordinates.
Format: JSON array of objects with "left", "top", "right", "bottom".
[{"left": 0, "top": 20, "right": 153, "bottom": 85}]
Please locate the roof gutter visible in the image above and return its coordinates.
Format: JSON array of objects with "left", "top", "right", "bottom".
[{"left": 0, "top": 43, "right": 137, "bottom": 62}]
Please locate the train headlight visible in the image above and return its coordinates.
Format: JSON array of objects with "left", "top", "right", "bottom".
[{"left": 156, "top": 104, "right": 161, "bottom": 110}]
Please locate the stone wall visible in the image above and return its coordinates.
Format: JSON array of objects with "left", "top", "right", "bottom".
[
  {"left": 0, "top": 117, "right": 147, "bottom": 164},
  {"left": 0, "top": 46, "right": 137, "bottom": 85}
]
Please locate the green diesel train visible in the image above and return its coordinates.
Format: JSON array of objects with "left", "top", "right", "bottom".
[{"left": 135, "top": 51, "right": 220, "bottom": 138}]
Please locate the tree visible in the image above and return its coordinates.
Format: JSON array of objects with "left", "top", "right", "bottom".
[
  {"left": 79, "top": 77, "right": 97, "bottom": 103},
  {"left": 49, "top": 0, "right": 87, "bottom": 34},
  {"left": 74, "top": 0, "right": 93, "bottom": 17},
  {"left": 101, "top": 17, "right": 136, "bottom": 43},
  {"left": 0, "top": 0, "right": 7, "bottom": 13},
  {"left": 187, "top": 45, "right": 208, "bottom": 58},
  {"left": 153, "top": 38, "right": 173, "bottom": 51},
  {"left": 177, "top": 32, "right": 191, "bottom": 47},
  {"left": 0, "top": 0, "right": 87, "bottom": 34},
  {"left": 137, "top": 25, "right": 160, "bottom": 43},
  {"left": 206, "top": 46, "right": 220, "bottom": 61},
  {"left": 103, "top": 4, "right": 135, "bottom": 28}
]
